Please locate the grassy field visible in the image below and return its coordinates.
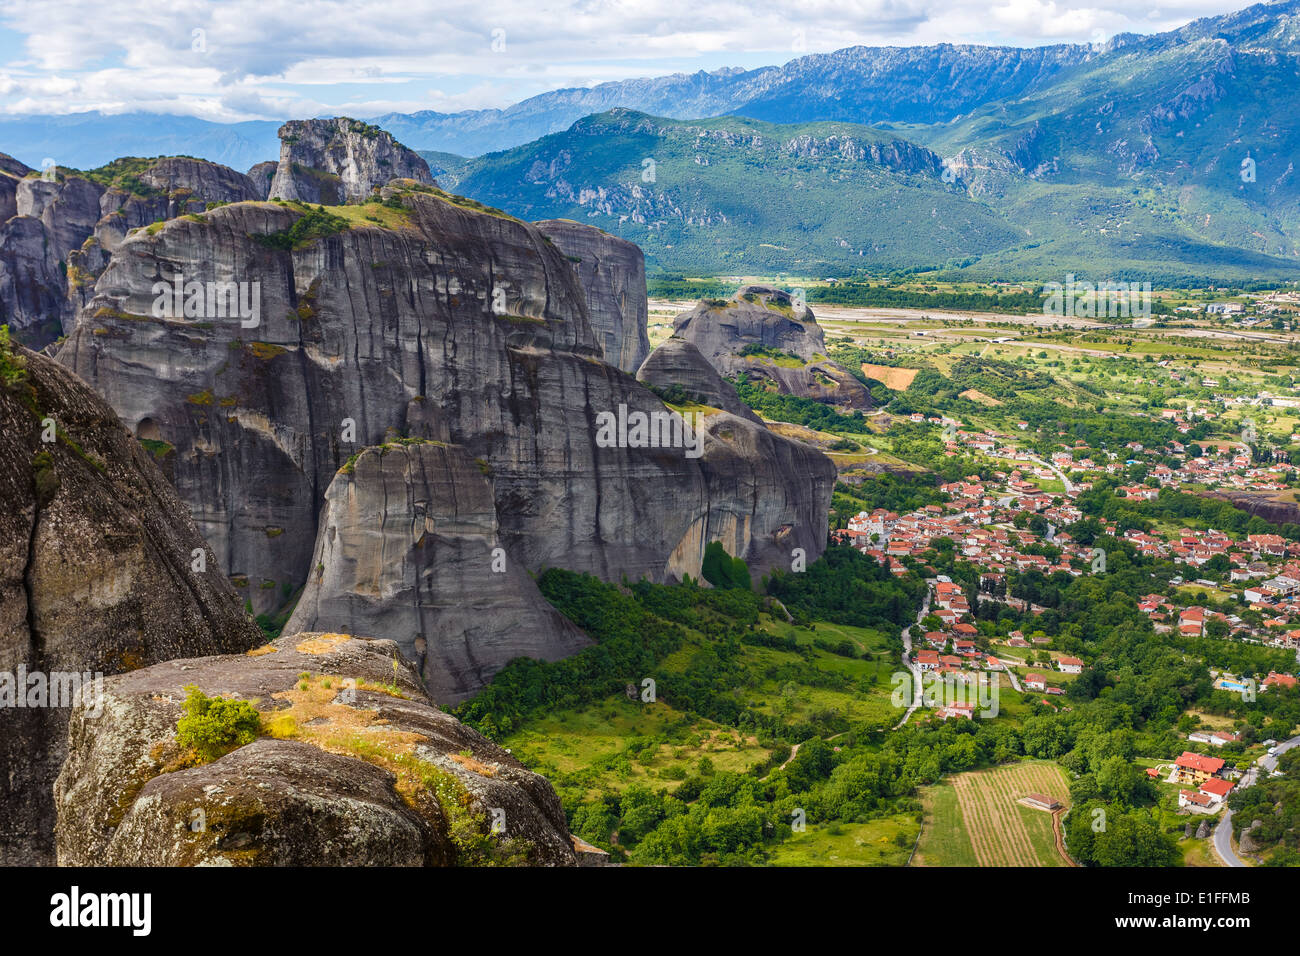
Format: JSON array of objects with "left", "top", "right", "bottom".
[
  {"left": 501, "top": 696, "right": 773, "bottom": 799},
  {"left": 769, "top": 814, "right": 919, "bottom": 866},
  {"left": 914, "top": 760, "right": 1073, "bottom": 867}
]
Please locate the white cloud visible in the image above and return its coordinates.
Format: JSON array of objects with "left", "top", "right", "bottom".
[{"left": 0, "top": 0, "right": 1260, "bottom": 118}]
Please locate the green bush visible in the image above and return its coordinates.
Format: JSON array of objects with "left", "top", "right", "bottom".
[
  {"left": 175, "top": 685, "right": 261, "bottom": 762},
  {"left": 0, "top": 326, "right": 26, "bottom": 388},
  {"left": 701, "top": 540, "right": 751, "bottom": 591}
]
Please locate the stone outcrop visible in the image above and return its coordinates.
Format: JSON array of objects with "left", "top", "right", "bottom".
[
  {"left": 247, "top": 161, "right": 278, "bottom": 200},
  {"left": 636, "top": 334, "right": 836, "bottom": 574},
  {"left": 0, "top": 213, "right": 70, "bottom": 347},
  {"left": 1, "top": 156, "right": 263, "bottom": 346},
  {"left": 672, "top": 285, "right": 873, "bottom": 408},
  {"left": 54, "top": 632, "right": 576, "bottom": 866},
  {"left": 66, "top": 157, "right": 262, "bottom": 311},
  {"left": 1, "top": 163, "right": 104, "bottom": 346},
  {"left": 670, "top": 410, "right": 836, "bottom": 579},
  {"left": 534, "top": 219, "right": 649, "bottom": 373},
  {"left": 57, "top": 178, "right": 832, "bottom": 700},
  {"left": 17, "top": 174, "right": 104, "bottom": 264},
  {"left": 268, "top": 118, "right": 434, "bottom": 204},
  {"left": 284, "top": 440, "right": 590, "bottom": 704},
  {"left": 0, "top": 341, "right": 260, "bottom": 864},
  {"left": 637, "top": 337, "right": 761, "bottom": 423}
]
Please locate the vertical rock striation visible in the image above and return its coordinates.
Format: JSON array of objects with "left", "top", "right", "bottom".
[
  {"left": 534, "top": 218, "right": 650, "bottom": 373},
  {"left": 284, "top": 440, "right": 591, "bottom": 704}
]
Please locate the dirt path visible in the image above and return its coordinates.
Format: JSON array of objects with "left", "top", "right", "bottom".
[
  {"left": 776, "top": 742, "right": 801, "bottom": 771},
  {"left": 1051, "top": 809, "right": 1078, "bottom": 867}
]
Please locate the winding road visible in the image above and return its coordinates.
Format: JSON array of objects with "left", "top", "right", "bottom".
[
  {"left": 894, "top": 580, "right": 933, "bottom": 729},
  {"left": 1212, "top": 734, "right": 1299, "bottom": 867}
]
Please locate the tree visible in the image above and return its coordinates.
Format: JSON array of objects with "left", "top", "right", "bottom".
[{"left": 701, "top": 541, "right": 751, "bottom": 591}]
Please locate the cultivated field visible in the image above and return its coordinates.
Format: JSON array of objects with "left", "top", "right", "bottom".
[
  {"left": 860, "top": 363, "right": 918, "bottom": 390},
  {"left": 914, "top": 760, "right": 1074, "bottom": 867}
]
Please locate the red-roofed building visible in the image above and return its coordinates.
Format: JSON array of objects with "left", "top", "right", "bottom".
[
  {"left": 1178, "top": 789, "right": 1215, "bottom": 811},
  {"left": 1057, "top": 656, "right": 1084, "bottom": 674},
  {"left": 1198, "top": 778, "right": 1234, "bottom": 803},
  {"left": 1174, "top": 751, "right": 1226, "bottom": 785},
  {"left": 1262, "top": 672, "right": 1297, "bottom": 691}
]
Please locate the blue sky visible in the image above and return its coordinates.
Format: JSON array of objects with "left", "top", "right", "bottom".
[{"left": 0, "top": 0, "right": 1262, "bottom": 120}]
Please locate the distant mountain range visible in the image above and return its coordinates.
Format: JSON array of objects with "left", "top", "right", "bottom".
[{"left": 0, "top": 0, "right": 1297, "bottom": 281}]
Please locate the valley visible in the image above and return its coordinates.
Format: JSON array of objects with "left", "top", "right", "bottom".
[{"left": 1, "top": 0, "right": 1299, "bottom": 887}]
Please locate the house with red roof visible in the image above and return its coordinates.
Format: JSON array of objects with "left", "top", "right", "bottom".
[
  {"left": 1178, "top": 789, "right": 1216, "bottom": 811},
  {"left": 1262, "top": 671, "right": 1298, "bottom": 691},
  {"left": 1198, "top": 778, "right": 1234, "bottom": 804},
  {"left": 915, "top": 649, "right": 941, "bottom": 672},
  {"left": 1173, "top": 751, "right": 1226, "bottom": 786}
]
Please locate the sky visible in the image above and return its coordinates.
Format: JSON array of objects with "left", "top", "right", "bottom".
[{"left": 0, "top": 0, "right": 1267, "bottom": 120}]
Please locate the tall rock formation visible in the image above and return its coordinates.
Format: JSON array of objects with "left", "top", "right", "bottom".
[
  {"left": 284, "top": 440, "right": 590, "bottom": 704},
  {"left": 0, "top": 338, "right": 260, "bottom": 864},
  {"left": 268, "top": 118, "right": 434, "bottom": 204},
  {"left": 56, "top": 177, "right": 832, "bottom": 701},
  {"left": 55, "top": 631, "right": 577, "bottom": 866},
  {"left": 672, "top": 285, "right": 873, "bottom": 408},
  {"left": 0, "top": 162, "right": 104, "bottom": 346},
  {"left": 247, "top": 161, "right": 278, "bottom": 200},
  {"left": 636, "top": 336, "right": 836, "bottom": 575},
  {"left": 66, "top": 157, "right": 262, "bottom": 311},
  {"left": 534, "top": 219, "right": 650, "bottom": 373},
  {"left": 0, "top": 155, "right": 263, "bottom": 347}
]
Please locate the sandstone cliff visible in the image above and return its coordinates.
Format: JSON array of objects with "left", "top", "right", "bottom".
[
  {"left": 268, "top": 118, "right": 433, "bottom": 204},
  {"left": 57, "top": 179, "right": 831, "bottom": 700},
  {"left": 0, "top": 339, "right": 260, "bottom": 864},
  {"left": 55, "top": 632, "right": 576, "bottom": 866},
  {"left": 673, "top": 285, "right": 873, "bottom": 408},
  {"left": 1, "top": 164, "right": 103, "bottom": 346},
  {"left": 637, "top": 337, "right": 761, "bottom": 423},
  {"left": 247, "top": 161, "right": 277, "bottom": 200},
  {"left": 1, "top": 155, "right": 264, "bottom": 347},
  {"left": 67, "top": 157, "right": 262, "bottom": 311},
  {"left": 284, "top": 439, "right": 591, "bottom": 704},
  {"left": 534, "top": 219, "right": 650, "bottom": 373}
]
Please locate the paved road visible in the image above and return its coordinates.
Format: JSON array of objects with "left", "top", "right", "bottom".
[
  {"left": 1213, "top": 735, "right": 1299, "bottom": 866},
  {"left": 894, "top": 580, "right": 934, "bottom": 730}
]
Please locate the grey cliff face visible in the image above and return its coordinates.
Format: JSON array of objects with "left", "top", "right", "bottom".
[
  {"left": 268, "top": 118, "right": 434, "bottom": 204},
  {"left": 67, "top": 157, "right": 262, "bottom": 311},
  {"left": 54, "top": 632, "right": 577, "bottom": 866},
  {"left": 636, "top": 335, "right": 835, "bottom": 576},
  {"left": 673, "top": 285, "right": 873, "bottom": 408},
  {"left": 0, "top": 343, "right": 260, "bottom": 864},
  {"left": 0, "top": 214, "right": 69, "bottom": 347},
  {"left": 1, "top": 168, "right": 104, "bottom": 346},
  {"left": 284, "top": 440, "right": 591, "bottom": 705},
  {"left": 636, "top": 337, "right": 761, "bottom": 423},
  {"left": 0, "top": 155, "right": 262, "bottom": 347},
  {"left": 246, "top": 161, "right": 278, "bottom": 200},
  {"left": 534, "top": 218, "right": 650, "bottom": 373},
  {"left": 56, "top": 183, "right": 831, "bottom": 700},
  {"left": 669, "top": 410, "right": 836, "bottom": 579}
]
